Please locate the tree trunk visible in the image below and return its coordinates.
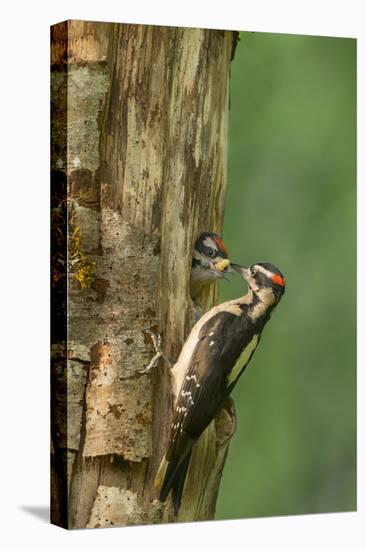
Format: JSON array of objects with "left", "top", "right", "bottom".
[{"left": 51, "top": 20, "right": 238, "bottom": 528}]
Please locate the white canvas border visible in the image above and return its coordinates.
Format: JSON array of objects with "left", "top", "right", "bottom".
[{"left": 1, "top": 1, "right": 363, "bottom": 549}]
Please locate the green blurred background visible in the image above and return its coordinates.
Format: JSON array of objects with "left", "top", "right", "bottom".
[{"left": 216, "top": 32, "right": 356, "bottom": 519}]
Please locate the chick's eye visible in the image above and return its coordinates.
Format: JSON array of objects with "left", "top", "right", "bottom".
[{"left": 207, "top": 247, "right": 217, "bottom": 258}]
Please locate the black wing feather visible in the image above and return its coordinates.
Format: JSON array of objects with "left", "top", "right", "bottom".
[{"left": 160, "top": 309, "right": 260, "bottom": 507}]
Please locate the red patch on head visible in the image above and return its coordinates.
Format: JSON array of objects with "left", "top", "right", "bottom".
[
  {"left": 213, "top": 236, "right": 228, "bottom": 257},
  {"left": 272, "top": 274, "right": 285, "bottom": 287}
]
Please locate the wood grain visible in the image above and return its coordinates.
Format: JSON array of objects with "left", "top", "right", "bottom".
[{"left": 51, "top": 20, "right": 238, "bottom": 528}]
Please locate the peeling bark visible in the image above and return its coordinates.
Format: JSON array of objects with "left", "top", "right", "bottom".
[
  {"left": 51, "top": 20, "right": 238, "bottom": 529},
  {"left": 87, "top": 486, "right": 163, "bottom": 528}
]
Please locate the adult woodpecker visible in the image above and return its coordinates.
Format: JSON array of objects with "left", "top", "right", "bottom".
[
  {"left": 154, "top": 261, "right": 286, "bottom": 514},
  {"left": 190, "top": 232, "right": 232, "bottom": 299}
]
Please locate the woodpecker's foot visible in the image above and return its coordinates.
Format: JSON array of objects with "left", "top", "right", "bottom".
[{"left": 138, "top": 329, "right": 172, "bottom": 374}]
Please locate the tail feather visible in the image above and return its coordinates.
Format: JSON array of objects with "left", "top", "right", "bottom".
[
  {"left": 154, "top": 456, "right": 168, "bottom": 491},
  {"left": 159, "top": 457, "right": 180, "bottom": 503},
  {"left": 171, "top": 453, "right": 191, "bottom": 515},
  {"left": 155, "top": 451, "right": 192, "bottom": 514}
]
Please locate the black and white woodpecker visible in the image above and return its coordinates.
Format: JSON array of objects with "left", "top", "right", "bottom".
[
  {"left": 190, "top": 232, "right": 232, "bottom": 299},
  {"left": 154, "top": 261, "right": 286, "bottom": 513}
]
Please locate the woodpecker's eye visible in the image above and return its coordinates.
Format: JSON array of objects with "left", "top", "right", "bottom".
[
  {"left": 250, "top": 266, "right": 257, "bottom": 277},
  {"left": 207, "top": 247, "right": 217, "bottom": 258}
]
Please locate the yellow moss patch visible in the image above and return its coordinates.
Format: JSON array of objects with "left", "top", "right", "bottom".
[{"left": 68, "top": 224, "right": 95, "bottom": 289}]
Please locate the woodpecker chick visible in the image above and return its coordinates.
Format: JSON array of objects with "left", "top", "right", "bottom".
[
  {"left": 190, "top": 232, "right": 232, "bottom": 299},
  {"left": 155, "top": 261, "right": 285, "bottom": 514}
]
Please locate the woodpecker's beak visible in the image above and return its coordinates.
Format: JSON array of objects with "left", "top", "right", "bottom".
[
  {"left": 231, "top": 263, "right": 250, "bottom": 279},
  {"left": 226, "top": 264, "right": 236, "bottom": 274}
]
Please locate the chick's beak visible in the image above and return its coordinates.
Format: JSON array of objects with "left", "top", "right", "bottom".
[{"left": 210, "top": 258, "right": 231, "bottom": 280}]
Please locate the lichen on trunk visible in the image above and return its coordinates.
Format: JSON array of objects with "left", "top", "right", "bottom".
[{"left": 51, "top": 20, "right": 238, "bottom": 529}]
